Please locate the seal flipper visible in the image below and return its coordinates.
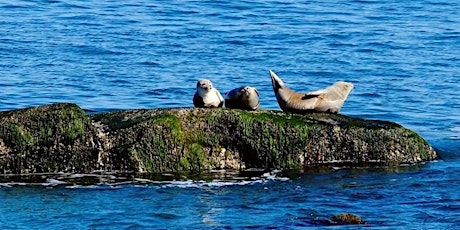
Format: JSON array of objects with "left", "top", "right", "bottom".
[
  {"left": 215, "top": 90, "right": 224, "bottom": 108},
  {"left": 193, "top": 93, "right": 205, "bottom": 108},
  {"left": 302, "top": 94, "right": 322, "bottom": 100}
]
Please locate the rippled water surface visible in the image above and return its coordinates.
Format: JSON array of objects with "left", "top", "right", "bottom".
[{"left": 1, "top": 0, "right": 459, "bottom": 228}]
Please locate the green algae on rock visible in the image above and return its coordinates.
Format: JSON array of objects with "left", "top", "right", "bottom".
[
  {"left": 0, "top": 103, "right": 101, "bottom": 174},
  {"left": 0, "top": 103, "right": 438, "bottom": 174}
]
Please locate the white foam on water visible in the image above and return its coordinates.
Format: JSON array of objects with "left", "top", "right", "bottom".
[
  {"left": 133, "top": 178, "right": 155, "bottom": 183},
  {"left": 155, "top": 170, "right": 291, "bottom": 189},
  {"left": 41, "top": 178, "right": 67, "bottom": 187},
  {"left": 0, "top": 182, "right": 47, "bottom": 187},
  {"left": 0, "top": 170, "right": 291, "bottom": 189},
  {"left": 65, "top": 185, "right": 101, "bottom": 189},
  {"left": 158, "top": 180, "right": 255, "bottom": 189},
  {"left": 261, "top": 170, "right": 290, "bottom": 181}
]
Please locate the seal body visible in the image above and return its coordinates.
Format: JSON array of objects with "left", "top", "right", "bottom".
[
  {"left": 225, "top": 86, "right": 260, "bottom": 111},
  {"left": 193, "top": 79, "right": 224, "bottom": 108},
  {"left": 270, "top": 70, "right": 353, "bottom": 114}
]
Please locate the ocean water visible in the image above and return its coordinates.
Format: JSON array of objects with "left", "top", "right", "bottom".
[{"left": 0, "top": 0, "right": 459, "bottom": 228}]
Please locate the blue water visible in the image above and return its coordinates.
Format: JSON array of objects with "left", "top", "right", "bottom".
[{"left": 1, "top": 0, "right": 459, "bottom": 228}]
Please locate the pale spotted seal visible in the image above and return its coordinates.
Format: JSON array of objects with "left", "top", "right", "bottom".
[
  {"left": 270, "top": 70, "right": 353, "bottom": 114},
  {"left": 224, "top": 86, "right": 260, "bottom": 111},
  {"left": 193, "top": 79, "right": 224, "bottom": 108}
]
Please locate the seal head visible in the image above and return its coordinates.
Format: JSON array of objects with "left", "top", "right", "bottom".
[
  {"left": 193, "top": 79, "right": 224, "bottom": 108},
  {"left": 270, "top": 70, "right": 353, "bottom": 114},
  {"left": 225, "top": 86, "right": 260, "bottom": 111}
]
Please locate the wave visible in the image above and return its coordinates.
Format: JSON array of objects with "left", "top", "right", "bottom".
[{"left": 0, "top": 170, "right": 290, "bottom": 188}]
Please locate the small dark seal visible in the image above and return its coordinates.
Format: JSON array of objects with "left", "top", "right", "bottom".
[{"left": 224, "top": 86, "right": 260, "bottom": 111}]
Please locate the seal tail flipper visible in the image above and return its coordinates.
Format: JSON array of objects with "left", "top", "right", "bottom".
[{"left": 269, "top": 70, "right": 285, "bottom": 90}]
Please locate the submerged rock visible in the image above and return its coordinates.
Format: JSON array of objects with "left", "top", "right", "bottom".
[
  {"left": 331, "top": 213, "right": 366, "bottom": 225},
  {"left": 0, "top": 103, "right": 437, "bottom": 174}
]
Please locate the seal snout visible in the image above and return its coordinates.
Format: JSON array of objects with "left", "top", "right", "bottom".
[
  {"left": 345, "top": 82, "right": 354, "bottom": 90},
  {"left": 197, "top": 79, "right": 213, "bottom": 91},
  {"left": 335, "top": 81, "right": 354, "bottom": 93},
  {"left": 241, "top": 87, "right": 251, "bottom": 96}
]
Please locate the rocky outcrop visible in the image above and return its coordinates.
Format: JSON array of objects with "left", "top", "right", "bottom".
[
  {"left": 331, "top": 213, "right": 366, "bottom": 225},
  {"left": 0, "top": 103, "right": 437, "bottom": 174},
  {"left": 0, "top": 103, "right": 100, "bottom": 174}
]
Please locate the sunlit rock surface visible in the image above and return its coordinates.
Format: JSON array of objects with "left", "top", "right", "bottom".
[{"left": 0, "top": 103, "right": 437, "bottom": 174}]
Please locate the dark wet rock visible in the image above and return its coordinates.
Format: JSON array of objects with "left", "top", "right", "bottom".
[
  {"left": 0, "top": 103, "right": 100, "bottom": 174},
  {"left": 0, "top": 103, "right": 438, "bottom": 174},
  {"left": 331, "top": 213, "right": 366, "bottom": 225}
]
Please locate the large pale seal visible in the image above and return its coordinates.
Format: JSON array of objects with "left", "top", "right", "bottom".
[
  {"left": 270, "top": 70, "right": 353, "bottom": 114},
  {"left": 193, "top": 79, "right": 224, "bottom": 108},
  {"left": 225, "top": 86, "right": 260, "bottom": 111}
]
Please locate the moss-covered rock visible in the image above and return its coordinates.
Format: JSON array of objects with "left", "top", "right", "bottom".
[
  {"left": 0, "top": 103, "right": 438, "bottom": 174},
  {"left": 92, "top": 107, "right": 437, "bottom": 173},
  {"left": 0, "top": 103, "right": 101, "bottom": 174}
]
